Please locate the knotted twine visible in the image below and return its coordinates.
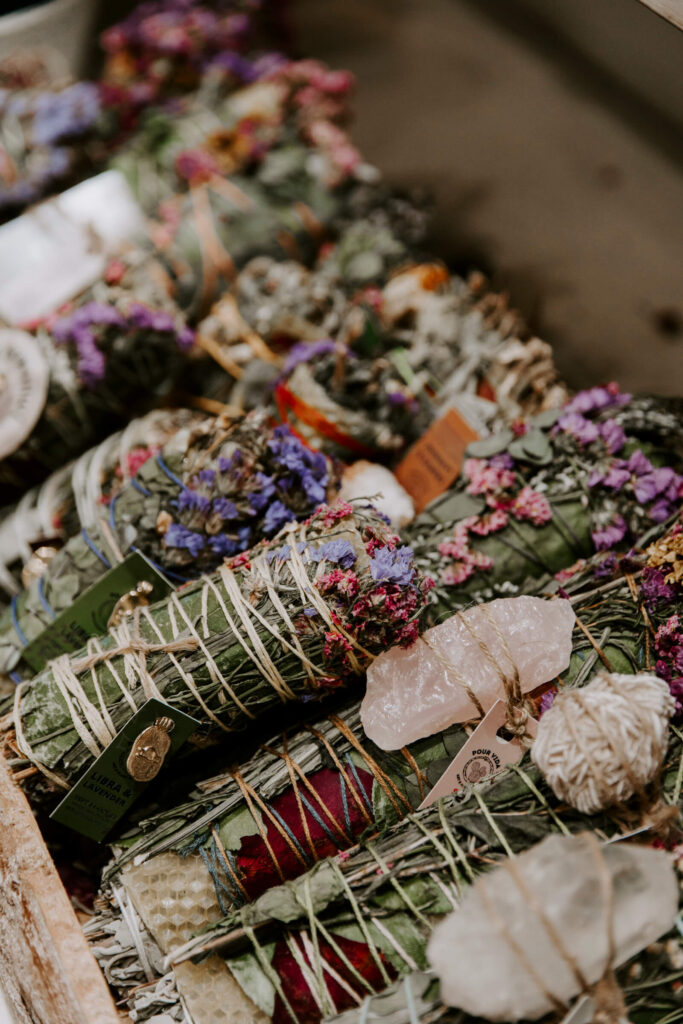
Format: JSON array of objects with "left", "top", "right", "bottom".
[
  {"left": 474, "top": 831, "right": 628, "bottom": 1024},
  {"left": 420, "top": 603, "right": 538, "bottom": 742},
  {"left": 12, "top": 522, "right": 374, "bottom": 788}
]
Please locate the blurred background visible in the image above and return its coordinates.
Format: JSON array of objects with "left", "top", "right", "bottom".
[{"left": 3, "top": 0, "right": 682, "bottom": 394}]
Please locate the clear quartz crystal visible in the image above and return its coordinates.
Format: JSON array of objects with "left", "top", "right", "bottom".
[
  {"left": 361, "top": 596, "right": 575, "bottom": 749},
  {"left": 428, "top": 834, "right": 678, "bottom": 1022}
]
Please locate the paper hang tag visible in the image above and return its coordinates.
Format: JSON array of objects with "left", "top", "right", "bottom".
[
  {"left": 417, "top": 700, "right": 538, "bottom": 810},
  {"left": 0, "top": 170, "right": 144, "bottom": 324},
  {"left": 51, "top": 698, "right": 199, "bottom": 842},
  {"left": 20, "top": 551, "right": 173, "bottom": 674},
  {"left": 394, "top": 408, "right": 479, "bottom": 513},
  {"left": 558, "top": 994, "right": 595, "bottom": 1024}
]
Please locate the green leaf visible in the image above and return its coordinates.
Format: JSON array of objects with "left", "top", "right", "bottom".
[
  {"left": 227, "top": 946, "right": 277, "bottom": 1017},
  {"left": 466, "top": 431, "right": 514, "bottom": 458},
  {"left": 217, "top": 803, "right": 262, "bottom": 853}
]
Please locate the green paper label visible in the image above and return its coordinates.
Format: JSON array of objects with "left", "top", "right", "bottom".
[
  {"left": 21, "top": 551, "right": 172, "bottom": 673},
  {"left": 50, "top": 698, "right": 199, "bottom": 842}
]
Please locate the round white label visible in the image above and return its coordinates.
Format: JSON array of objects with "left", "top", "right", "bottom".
[{"left": 0, "top": 328, "right": 49, "bottom": 459}]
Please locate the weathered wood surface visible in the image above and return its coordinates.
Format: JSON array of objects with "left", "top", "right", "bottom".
[
  {"left": 636, "top": 0, "right": 683, "bottom": 31},
  {"left": 0, "top": 754, "right": 120, "bottom": 1024}
]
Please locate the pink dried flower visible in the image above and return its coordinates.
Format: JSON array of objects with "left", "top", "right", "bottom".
[
  {"left": 322, "top": 502, "right": 354, "bottom": 527},
  {"left": 464, "top": 458, "right": 516, "bottom": 495},
  {"left": 323, "top": 631, "right": 353, "bottom": 660},
  {"left": 512, "top": 486, "right": 553, "bottom": 526},
  {"left": 441, "top": 561, "right": 476, "bottom": 586},
  {"left": 468, "top": 508, "right": 509, "bottom": 536}
]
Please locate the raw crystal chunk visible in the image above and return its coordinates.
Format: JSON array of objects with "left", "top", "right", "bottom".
[
  {"left": 361, "top": 596, "right": 575, "bottom": 749},
  {"left": 428, "top": 833, "right": 678, "bottom": 1021}
]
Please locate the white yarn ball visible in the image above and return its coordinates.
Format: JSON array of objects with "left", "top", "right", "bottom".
[{"left": 531, "top": 672, "right": 675, "bottom": 815}]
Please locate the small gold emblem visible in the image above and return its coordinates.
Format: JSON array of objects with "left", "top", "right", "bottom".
[
  {"left": 21, "top": 545, "right": 59, "bottom": 588},
  {"left": 107, "top": 579, "right": 154, "bottom": 629},
  {"left": 126, "top": 716, "right": 175, "bottom": 782}
]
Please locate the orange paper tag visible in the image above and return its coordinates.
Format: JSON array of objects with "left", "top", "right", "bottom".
[
  {"left": 417, "top": 700, "right": 537, "bottom": 809},
  {"left": 394, "top": 408, "right": 479, "bottom": 512}
]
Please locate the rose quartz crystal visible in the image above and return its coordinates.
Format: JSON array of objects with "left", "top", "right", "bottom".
[{"left": 361, "top": 596, "right": 575, "bottom": 749}]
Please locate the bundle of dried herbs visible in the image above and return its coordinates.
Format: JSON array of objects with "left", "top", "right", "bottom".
[
  {"left": 408, "top": 388, "right": 683, "bottom": 623},
  {"left": 0, "top": 408, "right": 197, "bottom": 606},
  {"left": 0, "top": 412, "right": 339, "bottom": 676},
  {"left": 99, "top": 0, "right": 271, "bottom": 115},
  {"left": 266, "top": 263, "right": 565, "bottom": 462},
  {"left": 89, "top": 711, "right": 683, "bottom": 1024},
  {"left": 89, "top": 520, "right": 679, "bottom": 964},
  {"left": 112, "top": 58, "right": 357, "bottom": 211},
  {"left": 0, "top": 246, "right": 195, "bottom": 498},
  {"left": 0, "top": 1, "right": 273, "bottom": 218},
  {"left": 7, "top": 503, "right": 430, "bottom": 796},
  {"left": 0, "top": 81, "right": 105, "bottom": 218},
  {"left": 189, "top": 191, "right": 432, "bottom": 412}
]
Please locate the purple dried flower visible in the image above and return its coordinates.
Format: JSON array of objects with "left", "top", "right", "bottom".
[
  {"left": 176, "top": 488, "right": 209, "bottom": 514},
  {"left": 164, "top": 523, "right": 205, "bottom": 558},
  {"left": 640, "top": 566, "right": 676, "bottom": 608},
  {"left": 263, "top": 500, "right": 294, "bottom": 535},
  {"left": 649, "top": 498, "right": 675, "bottom": 523},
  {"left": 626, "top": 449, "right": 652, "bottom": 476},
  {"left": 32, "top": 82, "right": 100, "bottom": 146},
  {"left": 562, "top": 385, "right": 631, "bottom": 417},
  {"left": 209, "top": 534, "right": 238, "bottom": 557},
  {"left": 248, "top": 473, "right": 276, "bottom": 512},
  {"left": 127, "top": 302, "right": 176, "bottom": 334},
  {"left": 591, "top": 515, "right": 627, "bottom": 552},
  {"left": 369, "top": 545, "right": 415, "bottom": 585},
  {"left": 218, "top": 451, "right": 241, "bottom": 473},
  {"left": 594, "top": 552, "right": 617, "bottom": 579},
  {"left": 490, "top": 453, "right": 515, "bottom": 470},
  {"left": 282, "top": 339, "right": 336, "bottom": 376},
  {"left": 599, "top": 419, "right": 626, "bottom": 454},
  {"left": 556, "top": 412, "right": 600, "bottom": 446},
  {"left": 310, "top": 539, "right": 356, "bottom": 569},
  {"left": 538, "top": 689, "right": 556, "bottom": 716},
  {"left": 213, "top": 497, "right": 238, "bottom": 520}
]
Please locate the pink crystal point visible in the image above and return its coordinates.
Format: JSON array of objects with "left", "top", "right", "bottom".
[{"left": 360, "top": 596, "right": 575, "bottom": 750}]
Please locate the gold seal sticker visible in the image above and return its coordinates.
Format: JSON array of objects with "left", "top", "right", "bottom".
[
  {"left": 126, "top": 717, "right": 175, "bottom": 782},
  {"left": 0, "top": 328, "right": 49, "bottom": 460}
]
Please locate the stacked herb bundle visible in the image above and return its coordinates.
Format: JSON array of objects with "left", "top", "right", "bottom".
[
  {"left": 0, "top": 412, "right": 338, "bottom": 676},
  {"left": 83, "top": 517, "right": 679, "bottom": 1008},
  {"left": 112, "top": 56, "right": 357, "bottom": 211},
  {"left": 0, "top": 81, "right": 104, "bottom": 218},
  {"left": 138, "top": 80, "right": 366, "bottom": 320},
  {"left": 100, "top": 0, "right": 270, "bottom": 115},
  {"left": 265, "top": 263, "right": 565, "bottom": 461},
  {"left": 0, "top": 408, "right": 197, "bottom": 606},
  {"left": 0, "top": 1, "right": 273, "bottom": 218},
  {"left": 89, "top": 698, "right": 683, "bottom": 1024},
  {"left": 408, "top": 387, "right": 683, "bottom": 623},
  {"left": 195, "top": 252, "right": 564, "bottom": 459},
  {"left": 0, "top": 246, "right": 196, "bottom": 498},
  {"left": 6, "top": 503, "right": 430, "bottom": 797},
  {"left": 190, "top": 189, "right": 432, "bottom": 411}
]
